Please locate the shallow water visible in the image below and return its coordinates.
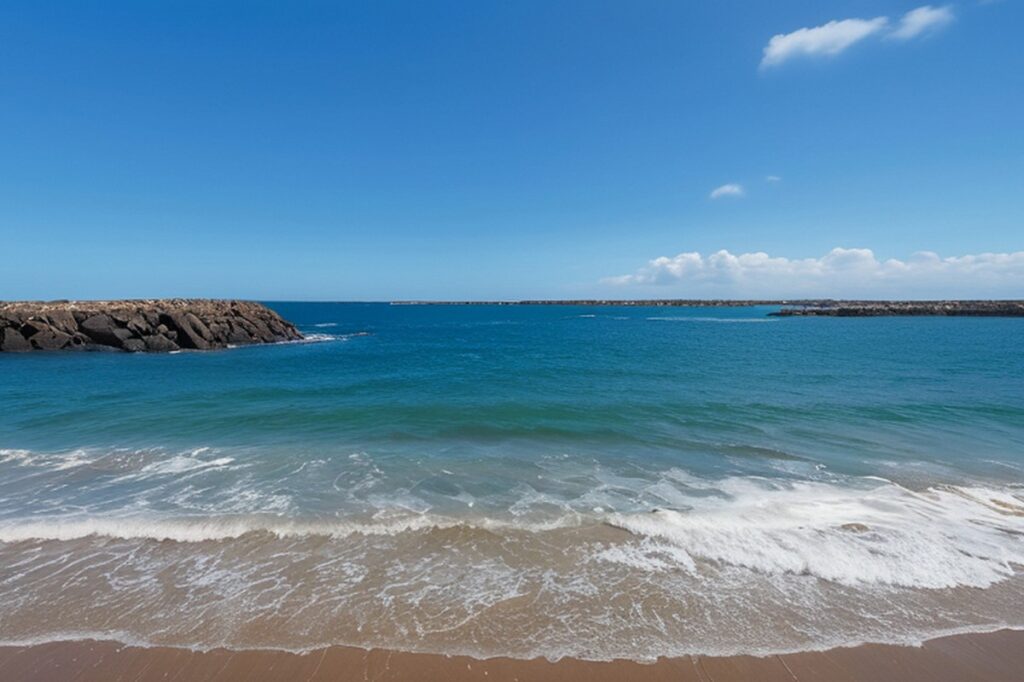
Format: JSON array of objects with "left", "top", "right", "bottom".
[{"left": 1, "top": 303, "right": 1022, "bottom": 660}]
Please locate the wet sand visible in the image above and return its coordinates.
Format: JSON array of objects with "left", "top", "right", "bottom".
[{"left": 3, "top": 629, "right": 1023, "bottom": 681}]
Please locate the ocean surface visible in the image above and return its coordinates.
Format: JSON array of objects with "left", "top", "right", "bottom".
[{"left": 1, "top": 302, "right": 1023, "bottom": 661}]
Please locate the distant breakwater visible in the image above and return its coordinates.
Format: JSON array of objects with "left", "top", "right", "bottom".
[
  {"left": 0, "top": 299, "right": 302, "bottom": 352},
  {"left": 391, "top": 299, "right": 811, "bottom": 306},
  {"left": 391, "top": 299, "right": 1024, "bottom": 316},
  {"left": 770, "top": 300, "right": 1024, "bottom": 317}
]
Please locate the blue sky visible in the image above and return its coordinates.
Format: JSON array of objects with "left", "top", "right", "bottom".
[{"left": 1, "top": 1, "right": 1021, "bottom": 300}]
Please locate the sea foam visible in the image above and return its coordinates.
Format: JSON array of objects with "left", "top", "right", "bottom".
[{"left": 608, "top": 478, "right": 1024, "bottom": 589}]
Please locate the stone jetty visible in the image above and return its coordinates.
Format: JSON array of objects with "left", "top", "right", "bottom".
[
  {"left": 0, "top": 299, "right": 302, "bottom": 352},
  {"left": 770, "top": 300, "right": 1024, "bottom": 317}
]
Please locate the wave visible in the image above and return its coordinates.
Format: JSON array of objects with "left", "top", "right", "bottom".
[
  {"left": 297, "top": 331, "right": 371, "bottom": 343},
  {"left": 608, "top": 479, "right": 1024, "bottom": 589},
  {"left": 0, "top": 512, "right": 592, "bottom": 544},
  {"left": 225, "top": 331, "right": 371, "bottom": 348},
  {"left": 138, "top": 455, "right": 234, "bottom": 476},
  {"left": 1, "top": 476, "right": 1023, "bottom": 661},
  {"left": 0, "top": 446, "right": 234, "bottom": 475},
  {"left": 0, "top": 447, "right": 104, "bottom": 471},
  {"left": 1, "top": 476, "right": 1022, "bottom": 591},
  {"left": 3, "top": 622, "right": 1024, "bottom": 661},
  {"left": 3, "top": 444, "right": 1023, "bottom": 592}
]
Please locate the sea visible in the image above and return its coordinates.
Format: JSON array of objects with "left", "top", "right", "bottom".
[{"left": 0, "top": 302, "right": 1022, "bottom": 661}]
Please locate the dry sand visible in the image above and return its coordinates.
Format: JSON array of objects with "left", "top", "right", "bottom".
[{"left": 2, "top": 629, "right": 1023, "bottom": 681}]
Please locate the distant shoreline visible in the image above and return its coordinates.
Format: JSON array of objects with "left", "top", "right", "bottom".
[{"left": 389, "top": 299, "right": 1024, "bottom": 316}]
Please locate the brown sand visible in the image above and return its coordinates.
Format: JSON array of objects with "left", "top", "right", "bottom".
[{"left": 2, "top": 629, "right": 1023, "bottom": 681}]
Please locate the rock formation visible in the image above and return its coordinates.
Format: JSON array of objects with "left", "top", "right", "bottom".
[
  {"left": 0, "top": 299, "right": 303, "bottom": 352},
  {"left": 770, "top": 300, "right": 1024, "bottom": 317}
]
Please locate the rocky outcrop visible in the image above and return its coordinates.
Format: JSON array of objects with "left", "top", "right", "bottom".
[
  {"left": 0, "top": 300, "right": 303, "bottom": 352},
  {"left": 770, "top": 300, "right": 1024, "bottom": 317}
]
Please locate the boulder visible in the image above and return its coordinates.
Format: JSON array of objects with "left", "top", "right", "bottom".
[
  {"left": 142, "top": 334, "right": 179, "bottom": 352},
  {"left": 44, "top": 310, "right": 78, "bottom": 335},
  {"left": 185, "top": 312, "right": 214, "bottom": 342},
  {"left": 127, "top": 314, "right": 152, "bottom": 335},
  {"left": 161, "top": 312, "right": 210, "bottom": 350},
  {"left": 1, "top": 327, "right": 31, "bottom": 352},
  {"left": 20, "top": 319, "right": 52, "bottom": 337},
  {"left": 226, "top": 325, "right": 252, "bottom": 345},
  {"left": 80, "top": 314, "right": 126, "bottom": 348},
  {"left": 122, "top": 338, "right": 147, "bottom": 353},
  {"left": 28, "top": 329, "right": 73, "bottom": 350}
]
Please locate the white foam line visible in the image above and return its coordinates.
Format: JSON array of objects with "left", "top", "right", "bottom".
[
  {"left": 606, "top": 479, "right": 1024, "bottom": 589},
  {"left": 2, "top": 622, "right": 1024, "bottom": 662},
  {"left": 0, "top": 513, "right": 590, "bottom": 544}
]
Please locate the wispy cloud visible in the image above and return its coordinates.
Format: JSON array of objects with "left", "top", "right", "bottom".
[
  {"left": 761, "top": 5, "right": 956, "bottom": 69},
  {"left": 606, "top": 248, "right": 1024, "bottom": 298},
  {"left": 890, "top": 5, "right": 955, "bottom": 40},
  {"left": 710, "top": 183, "right": 744, "bottom": 199},
  {"left": 761, "top": 17, "right": 889, "bottom": 68},
  {"left": 765, "top": 175, "right": 782, "bottom": 183}
]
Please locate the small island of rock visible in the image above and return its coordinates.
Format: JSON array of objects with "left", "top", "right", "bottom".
[
  {"left": 770, "top": 300, "right": 1024, "bottom": 317},
  {"left": 0, "top": 299, "right": 303, "bottom": 352}
]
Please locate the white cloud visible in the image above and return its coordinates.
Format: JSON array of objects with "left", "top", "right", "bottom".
[
  {"left": 606, "top": 248, "right": 1024, "bottom": 298},
  {"left": 761, "top": 17, "right": 889, "bottom": 68},
  {"left": 766, "top": 175, "right": 782, "bottom": 183},
  {"left": 890, "top": 5, "right": 954, "bottom": 40},
  {"left": 710, "top": 183, "right": 744, "bottom": 199},
  {"left": 761, "top": 6, "right": 956, "bottom": 69}
]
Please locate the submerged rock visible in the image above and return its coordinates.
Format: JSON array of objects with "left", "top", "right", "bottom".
[{"left": 0, "top": 299, "right": 302, "bottom": 353}]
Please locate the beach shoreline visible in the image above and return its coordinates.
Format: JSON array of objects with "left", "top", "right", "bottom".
[{"left": 3, "top": 629, "right": 1024, "bottom": 681}]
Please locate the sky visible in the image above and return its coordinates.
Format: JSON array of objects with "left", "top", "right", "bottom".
[{"left": 1, "top": 1, "right": 1022, "bottom": 300}]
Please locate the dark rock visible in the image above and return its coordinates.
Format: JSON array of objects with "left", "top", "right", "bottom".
[
  {"left": 122, "top": 338, "right": 147, "bottom": 353},
  {"left": 1, "top": 310, "right": 29, "bottom": 325},
  {"left": 226, "top": 326, "right": 252, "bottom": 345},
  {"left": 20, "top": 319, "right": 52, "bottom": 337},
  {"left": 185, "top": 313, "right": 214, "bottom": 342},
  {"left": 161, "top": 312, "right": 210, "bottom": 350},
  {"left": 1, "top": 327, "right": 31, "bottom": 352},
  {"left": 142, "top": 334, "right": 179, "bottom": 352},
  {"left": 80, "top": 314, "right": 125, "bottom": 347},
  {"left": 208, "top": 321, "right": 228, "bottom": 339},
  {"left": 771, "top": 300, "right": 1024, "bottom": 317},
  {"left": 28, "top": 329, "right": 73, "bottom": 350},
  {"left": 44, "top": 310, "right": 78, "bottom": 335},
  {"left": 127, "top": 314, "right": 151, "bottom": 335},
  {"left": 1, "top": 300, "right": 302, "bottom": 352}
]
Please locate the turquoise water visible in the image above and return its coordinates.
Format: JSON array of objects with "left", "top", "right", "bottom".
[{"left": 1, "top": 303, "right": 1023, "bottom": 659}]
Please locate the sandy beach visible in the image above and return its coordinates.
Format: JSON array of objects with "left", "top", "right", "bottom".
[{"left": 2, "top": 629, "right": 1023, "bottom": 681}]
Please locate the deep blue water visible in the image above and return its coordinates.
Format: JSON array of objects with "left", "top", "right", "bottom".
[
  {"left": 4, "top": 303, "right": 1022, "bottom": 481},
  {"left": 1, "top": 303, "right": 1022, "bottom": 659}
]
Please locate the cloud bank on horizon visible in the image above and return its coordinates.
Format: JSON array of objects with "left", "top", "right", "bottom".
[
  {"left": 761, "top": 5, "right": 954, "bottom": 68},
  {"left": 606, "top": 248, "right": 1024, "bottom": 298}
]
